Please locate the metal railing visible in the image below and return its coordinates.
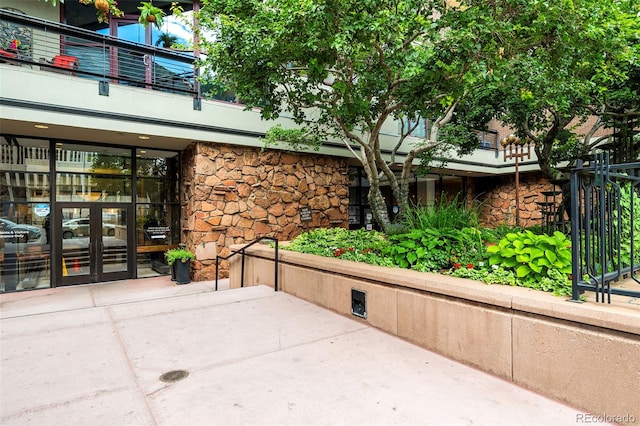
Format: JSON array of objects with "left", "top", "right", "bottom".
[
  {"left": 570, "top": 153, "right": 640, "bottom": 303},
  {"left": 215, "top": 237, "right": 279, "bottom": 292},
  {"left": 0, "top": 9, "right": 198, "bottom": 98}
]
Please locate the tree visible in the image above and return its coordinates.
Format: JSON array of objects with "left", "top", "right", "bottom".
[
  {"left": 491, "top": 0, "right": 640, "bottom": 212},
  {"left": 196, "top": 0, "right": 504, "bottom": 231}
]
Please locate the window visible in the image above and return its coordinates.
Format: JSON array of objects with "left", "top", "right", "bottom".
[{"left": 400, "top": 117, "right": 429, "bottom": 139}]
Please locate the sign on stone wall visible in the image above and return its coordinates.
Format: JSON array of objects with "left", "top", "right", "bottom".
[{"left": 300, "top": 206, "right": 312, "bottom": 222}]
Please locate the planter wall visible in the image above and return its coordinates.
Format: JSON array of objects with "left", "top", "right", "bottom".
[{"left": 230, "top": 244, "right": 640, "bottom": 425}]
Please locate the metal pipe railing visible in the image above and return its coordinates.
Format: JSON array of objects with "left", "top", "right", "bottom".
[
  {"left": 570, "top": 154, "right": 640, "bottom": 303},
  {"left": 215, "top": 237, "right": 279, "bottom": 292},
  {"left": 1, "top": 9, "right": 198, "bottom": 97}
]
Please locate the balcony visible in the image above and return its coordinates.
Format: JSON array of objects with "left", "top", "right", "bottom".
[{"left": 0, "top": 8, "right": 198, "bottom": 99}]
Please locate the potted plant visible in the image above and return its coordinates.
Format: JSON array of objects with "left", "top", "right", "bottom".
[
  {"left": 138, "top": 2, "right": 165, "bottom": 29},
  {"left": 165, "top": 247, "right": 195, "bottom": 284},
  {"left": 155, "top": 32, "right": 178, "bottom": 48},
  {"left": 78, "top": 0, "right": 124, "bottom": 23}
]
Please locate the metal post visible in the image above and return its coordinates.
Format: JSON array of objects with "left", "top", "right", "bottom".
[
  {"left": 274, "top": 240, "right": 279, "bottom": 292},
  {"left": 241, "top": 247, "right": 245, "bottom": 288},
  {"left": 215, "top": 258, "right": 219, "bottom": 291},
  {"left": 501, "top": 135, "right": 531, "bottom": 227},
  {"left": 570, "top": 159, "right": 583, "bottom": 302}
]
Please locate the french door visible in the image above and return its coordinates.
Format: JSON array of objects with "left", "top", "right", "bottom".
[{"left": 55, "top": 203, "right": 134, "bottom": 286}]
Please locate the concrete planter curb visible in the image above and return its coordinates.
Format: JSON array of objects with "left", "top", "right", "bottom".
[{"left": 229, "top": 244, "right": 640, "bottom": 425}]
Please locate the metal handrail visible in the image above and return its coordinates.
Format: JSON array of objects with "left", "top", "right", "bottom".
[
  {"left": 0, "top": 9, "right": 198, "bottom": 97},
  {"left": 215, "top": 237, "right": 279, "bottom": 292}
]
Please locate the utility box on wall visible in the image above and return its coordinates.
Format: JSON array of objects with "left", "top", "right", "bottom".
[
  {"left": 196, "top": 241, "right": 217, "bottom": 260},
  {"left": 351, "top": 288, "right": 367, "bottom": 319}
]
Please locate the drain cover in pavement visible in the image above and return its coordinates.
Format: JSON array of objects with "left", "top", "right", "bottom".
[{"left": 159, "top": 370, "right": 189, "bottom": 383}]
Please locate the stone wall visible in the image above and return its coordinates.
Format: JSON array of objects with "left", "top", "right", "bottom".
[
  {"left": 181, "top": 143, "right": 349, "bottom": 280},
  {"left": 472, "top": 172, "right": 564, "bottom": 228}
]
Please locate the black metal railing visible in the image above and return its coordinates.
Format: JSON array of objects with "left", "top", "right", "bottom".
[
  {"left": 570, "top": 153, "right": 640, "bottom": 303},
  {"left": 215, "top": 237, "right": 279, "bottom": 292},
  {"left": 0, "top": 9, "right": 198, "bottom": 98}
]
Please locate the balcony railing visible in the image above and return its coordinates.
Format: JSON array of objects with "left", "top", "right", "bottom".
[{"left": 0, "top": 9, "right": 199, "bottom": 98}]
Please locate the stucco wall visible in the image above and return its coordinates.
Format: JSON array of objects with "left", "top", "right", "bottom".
[{"left": 181, "top": 143, "right": 349, "bottom": 280}]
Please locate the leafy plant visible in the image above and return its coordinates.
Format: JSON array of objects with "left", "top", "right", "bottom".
[
  {"left": 485, "top": 267, "right": 517, "bottom": 286},
  {"left": 613, "top": 181, "right": 640, "bottom": 268},
  {"left": 383, "top": 228, "right": 455, "bottom": 271},
  {"left": 165, "top": 248, "right": 195, "bottom": 265},
  {"left": 487, "top": 230, "right": 572, "bottom": 284},
  {"left": 138, "top": 1, "right": 165, "bottom": 29},
  {"left": 399, "top": 194, "right": 480, "bottom": 231},
  {"left": 283, "top": 228, "right": 393, "bottom": 266},
  {"left": 155, "top": 32, "right": 178, "bottom": 48},
  {"left": 450, "top": 227, "right": 491, "bottom": 267},
  {"left": 78, "top": 0, "right": 124, "bottom": 23}
]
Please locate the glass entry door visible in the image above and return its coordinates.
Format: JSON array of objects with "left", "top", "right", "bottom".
[{"left": 56, "top": 204, "right": 133, "bottom": 286}]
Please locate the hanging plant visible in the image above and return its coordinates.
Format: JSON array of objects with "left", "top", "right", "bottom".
[
  {"left": 138, "top": 2, "right": 165, "bottom": 29},
  {"left": 78, "top": 0, "right": 124, "bottom": 23}
]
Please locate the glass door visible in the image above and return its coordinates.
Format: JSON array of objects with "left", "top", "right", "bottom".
[{"left": 56, "top": 204, "right": 133, "bottom": 286}]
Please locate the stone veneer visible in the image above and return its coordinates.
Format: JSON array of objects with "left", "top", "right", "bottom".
[
  {"left": 181, "top": 143, "right": 349, "bottom": 280},
  {"left": 474, "top": 172, "right": 564, "bottom": 228}
]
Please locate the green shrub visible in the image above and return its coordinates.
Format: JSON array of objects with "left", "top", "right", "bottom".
[
  {"left": 398, "top": 193, "right": 480, "bottom": 231},
  {"left": 283, "top": 227, "right": 393, "bottom": 267},
  {"left": 383, "top": 228, "right": 454, "bottom": 271},
  {"left": 614, "top": 181, "right": 640, "bottom": 268},
  {"left": 165, "top": 248, "right": 195, "bottom": 265},
  {"left": 487, "top": 230, "right": 572, "bottom": 285}
]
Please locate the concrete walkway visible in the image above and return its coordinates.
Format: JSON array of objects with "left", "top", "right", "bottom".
[{"left": 1, "top": 277, "right": 597, "bottom": 426}]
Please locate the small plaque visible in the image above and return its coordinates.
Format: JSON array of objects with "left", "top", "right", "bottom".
[{"left": 300, "top": 207, "right": 312, "bottom": 222}]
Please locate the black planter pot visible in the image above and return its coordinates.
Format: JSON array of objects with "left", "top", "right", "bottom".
[{"left": 174, "top": 259, "right": 191, "bottom": 284}]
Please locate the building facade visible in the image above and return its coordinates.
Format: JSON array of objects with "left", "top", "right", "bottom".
[{"left": 0, "top": 1, "right": 556, "bottom": 293}]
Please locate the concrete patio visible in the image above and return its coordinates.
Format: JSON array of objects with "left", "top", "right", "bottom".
[{"left": 1, "top": 277, "right": 598, "bottom": 425}]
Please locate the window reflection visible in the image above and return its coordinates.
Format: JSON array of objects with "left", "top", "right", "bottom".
[
  {"left": 56, "top": 173, "right": 132, "bottom": 202},
  {"left": 0, "top": 203, "right": 51, "bottom": 292},
  {"left": 55, "top": 143, "right": 131, "bottom": 174},
  {"left": 136, "top": 150, "right": 179, "bottom": 202},
  {"left": 0, "top": 138, "right": 51, "bottom": 292}
]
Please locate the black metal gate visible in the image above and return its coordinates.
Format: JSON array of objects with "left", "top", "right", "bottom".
[{"left": 570, "top": 153, "right": 640, "bottom": 303}]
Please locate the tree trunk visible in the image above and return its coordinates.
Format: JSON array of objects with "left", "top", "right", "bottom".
[{"left": 367, "top": 185, "right": 391, "bottom": 232}]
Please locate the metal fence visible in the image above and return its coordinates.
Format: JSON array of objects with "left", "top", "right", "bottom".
[
  {"left": 0, "top": 9, "right": 198, "bottom": 98},
  {"left": 570, "top": 153, "right": 640, "bottom": 303}
]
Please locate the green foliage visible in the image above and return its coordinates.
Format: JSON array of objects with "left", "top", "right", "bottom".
[
  {"left": 196, "top": 0, "right": 509, "bottom": 229},
  {"left": 398, "top": 194, "right": 480, "bottom": 231},
  {"left": 165, "top": 248, "right": 195, "bottom": 265},
  {"left": 613, "top": 181, "right": 640, "bottom": 268},
  {"left": 138, "top": 1, "right": 165, "bottom": 29},
  {"left": 490, "top": 0, "right": 640, "bottom": 181},
  {"left": 284, "top": 223, "right": 574, "bottom": 298},
  {"left": 487, "top": 230, "right": 572, "bottom": 285},
  {"left": 283, "top": 228, "right": 393, "bottom": 267},
  {"left": 383, "top": 228, "right": 454, "bottom": 271}
]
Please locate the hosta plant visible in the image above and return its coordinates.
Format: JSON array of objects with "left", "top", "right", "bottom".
[{"left": 487, "top": 230, "right": 572, "bottom": 284}]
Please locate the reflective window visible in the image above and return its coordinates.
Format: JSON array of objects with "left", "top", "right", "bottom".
[
  {"left": 55, "top": 144, "right": 132, "bottom": 202},
  {"left": 0, "top": 138, "right": 51, "bottom": 203},
  {"left": 0, "top": 203, "right": 51, "bottom": 292},
  {"left": 55, "top": 143, "right": 131, "bottom": 174},
  {"left": 136, "top": 149, "right": 179, "bottom": 202},
  {"left": 135, "top": 149, "right": 180, "bottom": 277},
  {"left": 56, "top": 173, "right": 132, "bottom": 202}
]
